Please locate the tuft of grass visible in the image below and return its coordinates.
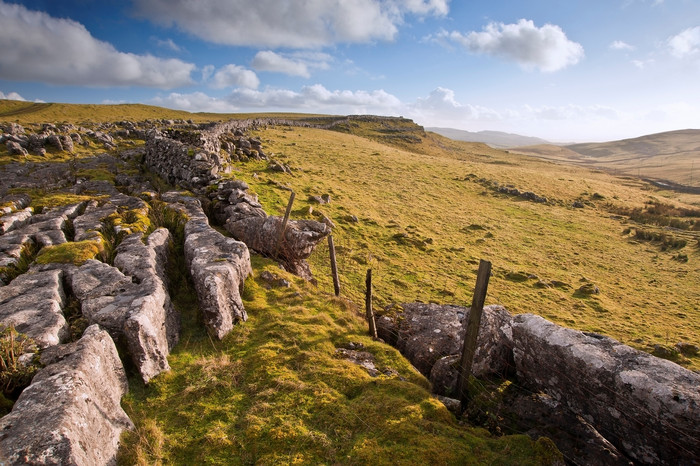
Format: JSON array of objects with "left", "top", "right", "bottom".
[
  {"left": 0, "top": 241, "right": 38, "bottom": 283},
  {"left": 35, "top": 240, "right": 102, "bottom": 266},
  {"left": 0, "top": 325, "right": 40, "bottom": 415}
]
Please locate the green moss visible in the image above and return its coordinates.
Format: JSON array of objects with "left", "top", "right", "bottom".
[{"left": 35, "top": 240, "right": 101, "bottom": 266}]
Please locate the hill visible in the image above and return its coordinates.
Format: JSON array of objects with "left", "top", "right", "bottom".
[
  {"left": 511, "top": 129, "right": 700, "bottom": 187},
  {"left": 427, "top": 127, "right": 550, "bottom": 148}
]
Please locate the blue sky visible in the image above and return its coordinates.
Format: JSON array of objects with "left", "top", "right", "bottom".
[{"left": 1, "top": 0, "right": 699, "bottom": 142}]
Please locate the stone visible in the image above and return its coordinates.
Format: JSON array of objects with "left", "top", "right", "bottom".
[
  {"left": 511, "top": 313, "right": 700, "bottom": 465},
  {"left": 5, "top": 140, "right": 28, "bottom": 157},
  {"left": 175, "top": 195, "right": 251, "bottom": 339},
  {"left": 377, "top": 303, "right": 514, "bottom": 395},
  {"left": 0, "top": 207, "right": 33, "bottom": 234},
  {"left": 0, "top": 269, "right": 69, "bottom": 348},
  {"left": 335, "top": 348, "right": 379, "bottom": 377},
  {"left": 0, "top": 325, "right": 133, "bottom": 465},
  {"left": 68, "top": 230, "right": 179, "bottom": 383}
]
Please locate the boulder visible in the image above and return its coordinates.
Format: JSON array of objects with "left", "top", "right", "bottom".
[
  {"left": 511, "top": 314, "right": 700, "bottom": 465},
  {"left": 68, "top": 230, "right": 179, "bottom": 383},
  {"left": 377, "top": 303, "right": 514, "bottom": 395},
  {"left": 0, "top": 269, "right": 69, "bottom": 348},
  {"left": 5, "top": 140, "right": 27, "bottom": 157},
  {"left": 0, "top": 325, "right": 133, "bottom": 465},
  {"left": 169, "top": 194, "right": 251, "bottom": 339},
  {"left": 0, "top": 207, "right": 33, "bottom": 234}
]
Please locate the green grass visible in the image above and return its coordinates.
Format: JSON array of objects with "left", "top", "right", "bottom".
[
  {"left": 119, "top": 256, "right": 557, "bottom": 464},
  {"left": 35, "top": 240, "right": 101, "bottom": 266},
  {"left": 230, "top": 126, "right": 699, "bottom": 371}
]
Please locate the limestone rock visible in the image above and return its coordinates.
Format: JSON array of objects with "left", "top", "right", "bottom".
[
  {"left": 511, "top": 314, "right": 700, "bottom": 465},
  {"left": 0, "top": 269, "right": 69, "bottom": 348},
  {"left": 173, "top": 195, "right": 251, "bottom": 339},
  {"left": 68, "top": 230, "right": 179, "bottom": 383},
  {"left": 6, "top": 140, "right": 27, "bottom": 157},
  {"left": 377, "top": 303, "right": 514, "bottom": 394},
  {"left": 0, "top": 207, "right": 33, "bottom": 234},
  {"left": 0, "top": 325, "right": 133, "bottom": 465}
]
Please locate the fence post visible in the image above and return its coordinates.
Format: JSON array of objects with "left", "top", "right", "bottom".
[
  {"left": 365, "top": 269, "right": 377, "bottom": 338},
  {"left": 275, "top": 191, "right": 295, "bottom": 258},
  {"left": 457, "top": 259, "right": 492, "bottom": 413},
  {"left": 328, "top": 235, "right": 340, "bottom": 296}
]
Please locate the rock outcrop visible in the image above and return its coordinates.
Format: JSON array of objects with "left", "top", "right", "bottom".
[
  {"left": 0, "top": 325, "right": 133, "bottom": 465},
  {"left": 0, "top": 269, "right": 69, "bottom": 348},
  {"left": 69, "top": 228, "right": 179, "bottom": 383},
  {"left": 511, "top": 314, "right": 700, "bottom": 465},
  {"left": 376, "top": 303, "right": 514, "bottom": 394},
  {"left": 211, "top": 180, "right": 330, "bottom": 280},
  {"left": 164, "top": 193, "right": 251, "bottom": 339}
]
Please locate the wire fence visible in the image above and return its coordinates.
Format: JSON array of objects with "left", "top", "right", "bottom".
[{"left": 307, "top": 238, "right": 699, "bottom": 465}]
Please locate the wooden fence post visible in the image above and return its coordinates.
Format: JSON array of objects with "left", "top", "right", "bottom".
[
  {"left": 275, "top": 191, "right": 295, "bottom": 258},
  {"left": 328, "top": 235, "right": 340, "bottom": 296},
  {"left": 457, "top": 259, "right": 492, "bottom": 412},
  {"left": 365, "top": 269, "right": 377, "bottom": 338}
]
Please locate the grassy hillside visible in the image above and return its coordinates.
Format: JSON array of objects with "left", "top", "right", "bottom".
[
  {"left": 511, "top": 129, "right": 700, "bottom": 187},
  {"left": 0, "top": 99, "right": 325, "bottom": 125},
  {"left": 232, "top": 124, "right": 699, "bottom": 371}
]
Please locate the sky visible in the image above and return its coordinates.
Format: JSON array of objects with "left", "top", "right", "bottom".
[{"left": 1, "top": 0, "right": 699, "bottom": 142}]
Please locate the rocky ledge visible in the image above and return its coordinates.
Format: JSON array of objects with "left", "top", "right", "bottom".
[{"left": 379, "top": 303, "right": 700, "bottom": 465}]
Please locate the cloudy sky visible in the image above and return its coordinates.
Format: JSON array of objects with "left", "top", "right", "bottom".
[{"left": 1, "top": 0, "right": 699, "bottom": 142}]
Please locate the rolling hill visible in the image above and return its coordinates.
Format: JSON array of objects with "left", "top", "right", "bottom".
[
  {"left": 511, "top": 129, "right": 700, "bottom": 188},
  {"left": 426, "top": 127, "right": 550, "bottom": 149}
]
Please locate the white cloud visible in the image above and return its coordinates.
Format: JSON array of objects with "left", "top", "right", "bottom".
[
  {"left": 668, "top": 26, "right": 700, "bottom": 58},
  {"left": 439, "top": 19, "right": 584, "bottom": 72},
  {"left": 133, "top": 0, "right": 449, "bottom": 48},
  {"left": 151, "top": 84, "right": 402, "bottom": 115},
  {"left": 252, "top": 52, "right": 311, "bottom": 78},
  {"left": 610, "top": 40, "right": 634, "bottom": 51},
  {"left": 154, "top": 38, "right": 182, "bottom": 53},
  {"left": 251, "top": 51, "right": 333, "bottom": 78},
  {"left": 0, "top": 91, "right": 26, "bottom": 101},
  {"left": 0, "top": 1, "right": 195, "bottom": 88},
  {"left": 210, "top": 65, "right": 260, "bottom": 89},
  {"left": 410, "top": 87, "right": 501, "bottom": 120}
]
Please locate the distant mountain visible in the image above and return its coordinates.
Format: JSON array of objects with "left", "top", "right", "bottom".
[
  {"left": 511, "top": 129, "right": 700, "bottom": 187},
  {"left": 426, "top": 127, "right": 550, "bottom": 149}
]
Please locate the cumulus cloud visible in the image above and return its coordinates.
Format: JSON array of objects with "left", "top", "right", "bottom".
[
  {"left": 133, "top": 0, "right": 449, "bottom": 48},
  {"left": 610, "top": 40, "right": 634, "bottom": 51},
  {"left": 437, "top": 19, "right": 584, "bottom": 72},
  {"left": 151, "top": 84, "right": 402, "bottom": 115},
  {"left": 668, "top": 26, "right": 700, "bottom": 58},
  {"left": 0, "top": 1, "right": 195, "bottom": 88},
  {"left": 0, "top": 91, "right": 26, "bottom": 101},
  {"left": 410, "top": 87, "right": 501, "bottom": 120},
  {"left": 209, "top": 65, "right": 260, "bottom": 89},
  {"left": 252, "top": 51, "right": 333, "bottom": 78}
]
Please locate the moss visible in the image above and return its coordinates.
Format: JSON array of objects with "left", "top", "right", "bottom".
[{"left": 35, "top": 240, "right": 101, "bottom": 266}]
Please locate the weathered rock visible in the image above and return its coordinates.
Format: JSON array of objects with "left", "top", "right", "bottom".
[
  {"left": 0, "top": 269, "right": 68, "bottom": 348},
  {"left": 377, "top": 303, "right": 514, "bottom": 395},
  {"left": 5, "top": 140, "right": 28, "bottom": 157},
  {"left": 0, "top": 325, "right": 133, "bottom": 465},
  {"left": 511, "top": 314, "right": 700, "bottom": 465},
  {"left": 225, "top": 213, "right": 329, "bottom": 280},
  {"left": 171, "top": 194, "right": 251, "bottom": 339},
  {"left": 0, "top": 193, "right": 31, "bottom": 214},
  {"left": 68, "top": 229, "right": 179, "bottom": 383},
  {"left": 0, "top": 207, "right": 33, "bottom": 234},
  {"left": 335, "top": 348, "right": 380, "bottom": 377}
]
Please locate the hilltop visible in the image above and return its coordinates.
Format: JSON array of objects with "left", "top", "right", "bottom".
[
  {"left": 427, "top": 127, "right": 550, "bottom": 149},
  {"left": 511, "top": 129, "right": 700, "bottom": 188}
]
